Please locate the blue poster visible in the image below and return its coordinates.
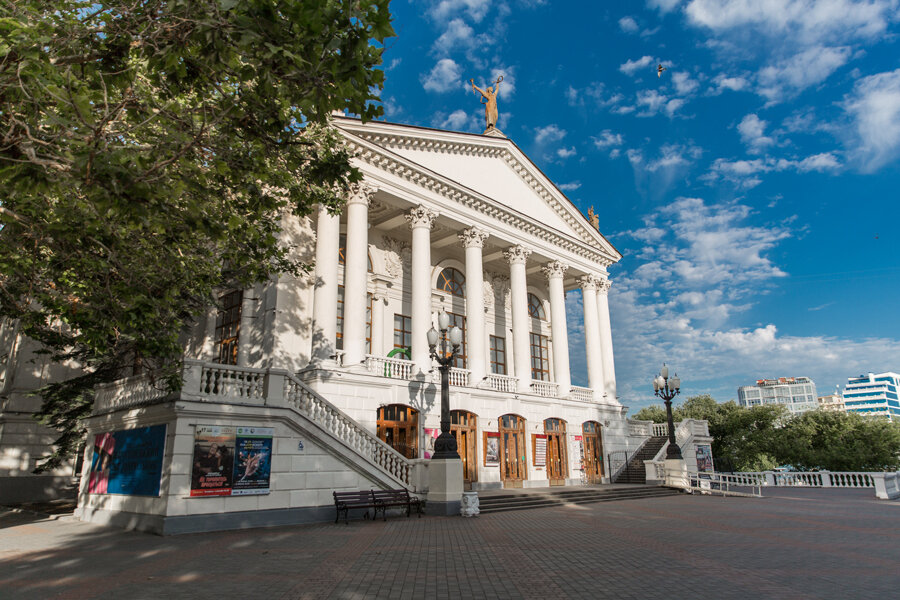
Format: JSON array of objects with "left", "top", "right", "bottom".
[
  {"left": 231, "top": 426, "right": 273, "bottom": 495},
  {"left": 103, "top": 424, "right": 167, "bottom": 496}
]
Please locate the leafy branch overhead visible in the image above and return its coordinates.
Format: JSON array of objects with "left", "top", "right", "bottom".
[{"left": 0, "top": 0, "right": 394, "bottom": 470}]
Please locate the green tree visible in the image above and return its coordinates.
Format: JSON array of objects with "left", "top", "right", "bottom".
[
  {"left": 631, "top": 404, "right": 666, "bottom": 423},
  {"left": 776, "top": 411, "right": 900, "bottom": 471},
  {"left": 0, "top": 0, "right": 394, "bottom": 470}
]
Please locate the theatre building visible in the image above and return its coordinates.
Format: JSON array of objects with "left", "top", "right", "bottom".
[{"left": 0, "top": 117, "right": 711, "bottom": 533}]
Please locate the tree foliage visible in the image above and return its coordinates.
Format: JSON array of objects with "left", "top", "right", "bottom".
[
  {"left": 0, "top": 0, "right": 393, "bottom": 470},
  {"left": 633, "top": 395, "right": 900, "bottom": 472}
]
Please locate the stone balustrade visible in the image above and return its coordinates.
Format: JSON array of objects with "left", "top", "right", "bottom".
[
  {"left": 530, "top": 379, "right": 559, "bottom": 398},
  {"left": 365, "top": 355, "right": 415, "bottom": 380},
  {"left": 94, "top": 373, "right": 170, "bottom": 412},
  {"left": 569, "top": 386, "right": 594, "bottom": 403},
  {"left": 485, "top": 373, "right": 517, "bottom": 393},
  {"left": 627, "top": 419, "right": 652, "bottom": 437}
]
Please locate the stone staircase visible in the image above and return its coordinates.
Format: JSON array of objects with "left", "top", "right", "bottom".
[
  {"left": 613, "top": 436, "right": 669, "bottom": 484},
  {"left": 478, "top": 485, "right": 680, "bottom": 514}
]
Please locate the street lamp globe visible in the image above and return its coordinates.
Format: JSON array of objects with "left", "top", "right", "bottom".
[
  {"left": 426, "top": 327, "right": 439, "bottom": 347},
  {"left": 448, "top": 325, "right": 462, "bottom": 347}
]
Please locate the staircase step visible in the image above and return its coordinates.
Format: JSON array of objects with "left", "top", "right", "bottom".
[{"left": 477, "top": 487, "right": 680, "bottom": 514}]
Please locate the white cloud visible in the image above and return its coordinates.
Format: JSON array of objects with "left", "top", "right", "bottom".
[
  {"left": 433, "top": 18, "right": 475, "bottom": 53},
  {"left": 712, "top": 74, "right": 749, "bottom": 93},
  {"left": 737, "top": 114, "right": 775, "bottom": 153},
  {"left": 558, "top": 181, "right": 582, "bottom": 191},
  {"left": 672, "top": 71, "right": 699, "bottom": 96},
  {"left": 535, "top": 124, "right": 566, "bottom": 144},
  {"left": 593, "top": 130, "right": 624, "bottom": 151},
  {"left": 628, "top": 143, "right": 703, "bottom": 198},
  {"left": 635, "top": 90, "right": 686, "bottom": 117},
  {"left": 756, "top": 45, "right": 852, "bottom": 102},
  {"left": 439, "top": 109, "right": 478, "bottom": 131},
  {"left": 619, "top": 16, "right": 640, "bottom": 33},
  {"left": 567, "top": 83, "right": 624, "bottom": 109},
  {"left": 491, "top": 67, "right": 515, "bottom": 97},
  {"left": 705, "top": 152, "right": 842, "bottom": 186},
  {"left": 557, "top": 147, "right": 577, "bottom": 159},
  {"left": 620, "top": 55, "right": 656, "bottom": 76},
  {"left": 422, "top": 58, "right": 462, "bottom": 93},
  {"left": 429, "top": 0, "right": 492, "bottom": 23},
  {"left": 842, "top": 68, "right": 900, "bottom": 172},
  {"left": 648, "top": 0, "right": 683, "bottom": 13}
]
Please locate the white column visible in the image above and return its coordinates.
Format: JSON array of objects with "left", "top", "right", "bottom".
[
  {"left": 236, "top": 289, "right": 255, "bottom": 366},
  {"left": 542, "top": 261, "right": 571, "bottom": 397},
  {"left": 504, "top": 245, "right": 532, "bottom": 393},
  {"left": 579, "top": 275, "right": 604, "bottom": 395},
  {"left": 311, "top": 205, "right": 341, "bottom": 364},
  {"left": 370, "top": 292, "right": 386, "bottom": 358},
  {"left": 460, "top": 227, "right": 488, "bottom": 386},
  {"left": 406, "top": 205, "right": 438, "bottom": 374},
  {"left": 341, "top": 185, "right": 374, "bottom": 366},
  {"left": 597, "top": 278, "right": 618, "bottom": 401}
]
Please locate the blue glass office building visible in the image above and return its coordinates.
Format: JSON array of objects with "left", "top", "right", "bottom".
[{"left": 843, "top": 373, "right": 900, "bottom": 421}]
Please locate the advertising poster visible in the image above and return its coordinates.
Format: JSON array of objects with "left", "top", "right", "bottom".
[
  {"left": 533, "top": 434, "right": 547, "bottom": 467},
  {"left": 574, "top": 435, "right": 584, "bottom": 470},
  {"left": 88, "top": 425, "right": 166, "bottom": 496},
  {"left": 696, "top": 444, "right": 714, "bottom": 473},
  {"left": 191, "top": 425, "right": 274, "bottom": 497},
  {"left": 484, "top": 432, "right": 500, "bottom": 466},
  {"left": 232, "top": 427, "right": 274, "bottom": 495},
  {"left": 423, "top": 428, "right": 439, "bottom": 459}
]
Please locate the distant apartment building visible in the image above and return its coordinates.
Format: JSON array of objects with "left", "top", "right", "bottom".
[
  {"left": 843, "top": 373, "right": 900, "bottom": 421},
  {"left": 737, "top": 377, "right": 818, "bottom": 415},
  {"left": 817, "top": 392, "right": 845, "bottom": 412}
]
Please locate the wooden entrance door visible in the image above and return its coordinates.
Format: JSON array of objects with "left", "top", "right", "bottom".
[
  {"left": 499, "top": 414, "right": 527, "bottom": 488},
  {"left": 544, "top": 418, "right": 568, "bottom": 486},
  {"left": 451, "top": 410, "right": 477, "bottom": 491},
  {"left": 377, "top": 405, "right": 419, "bottom": 459},
  {"left": 582, "top": 421, "right": 604, "bottom": 483}
]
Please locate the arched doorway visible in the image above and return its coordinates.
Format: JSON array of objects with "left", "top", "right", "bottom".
[
  {"left": 450, "top": 410, "right": 478, "bottom": 490},
  {"left": 582, "top": 421, "right": 604, "bottom": 484},
  {"left": 377, "top": 405, "right": 418, "bottom": 459},
  {"left": 544, "top": 418, "right": 568, "bottom": 486},
  {"left": 499, "top": 414, "right": 527, "bottom": 488}
]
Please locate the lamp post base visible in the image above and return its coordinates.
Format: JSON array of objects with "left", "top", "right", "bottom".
[
  {"left": 427, "top": 457, "right": 464, "bottom": 516},
  {"left": 664, "top": 457, "right": 688, "bottom": 488}
]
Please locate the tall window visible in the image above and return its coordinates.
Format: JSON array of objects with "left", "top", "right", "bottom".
[
  {"left": 336, "top": 286, "right": 372, "bottom": 353},
  {"left": 490, "top": 335, "right": 507, "bottom": 375},
  {"left": 437, "top": 267, "right": 465, "bottom": 297},
  {"left": 394, "top": 314, "right": 412, "bottom": 351},
  {"left": 215, "top": 290, "right": 242, "bottom": 365},
  {"left": 447, "top": 312, "right": 467, "bottom": 369},
  {"left": 338, "top": 234, "right": 373, "bottom": 271},
  {"left": 527, "top": 293, "right": 546, "bottom": 319},
  {"left": 530, "top": 332, "right": 550, "bottom": 381}
]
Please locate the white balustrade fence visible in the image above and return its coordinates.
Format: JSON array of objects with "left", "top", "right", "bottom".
[
  {"left": 530, "top": 379, "right": 559, "bottom": 398},
  {"left": 652, "top": 423, "right": 668, "bottom": 437},
  {"left": 485, "top": 374, "right": 517, "bottom": 393},
  {"left": 365, "top": 355, "right": 415, "bottom": 380},
  {"left": 94, "top": 373, "right": 170, "bottom": 412},
  {"left": 569, "top": 386, "right": 594, "bottom": 403},
  {"left": 627, "top": 420, "right": 652, "bottom": 437},
  {"left": 199, "top": 363, "right": 265, "bottom": 401}
]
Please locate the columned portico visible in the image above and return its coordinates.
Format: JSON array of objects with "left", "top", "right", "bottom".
[
  {"left": 597, "top": 278, "right": 617, "bottom": 401},
  {"left": 543, "top": 261, "right": 571, "bottom": 397},
  {"left": 504, "top": 245, "right": 532, "bottom": 393},
  {"left": 580, "top": 275, "right": 604, "bottom": 395},
  {"left": 460, "top": 227, "right": 489, "bottom": 385},
  {"left": 407, "top": 205, "right": 438, "bottom": 374},
  {"left": 341, "top": 185, "right": 374, "bottom": 367},
  {"left": 311, "top": 204, "right": 340, "bottom": 364}
]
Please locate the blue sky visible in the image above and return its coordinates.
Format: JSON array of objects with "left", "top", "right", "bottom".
[{"left": 375, "top": 0, "right": 900, "bottom": 412}]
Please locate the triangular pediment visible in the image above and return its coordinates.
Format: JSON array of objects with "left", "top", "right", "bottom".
[{"left": 334, "top": 118, "right": 621, "bottom": 265}]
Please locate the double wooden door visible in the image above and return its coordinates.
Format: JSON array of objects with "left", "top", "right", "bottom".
[
  {"left": 451, "top": 410, "right": 477, "bottom": 491},
  {"left": 582, "top": 421, "right": 604, "bottom": 483},
  {"left": 544, "top": 418, "right": 568, "bottom": 486},
  {"left": 377, "top": 405, "right": 418, "bottom": 459},
  {"left": 499, "top": 414, "right": 527, "bottom": 488}
]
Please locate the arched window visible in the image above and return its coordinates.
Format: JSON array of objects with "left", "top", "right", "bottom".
[
  {"left": 437, "top": 267, "right": 465, "bottom": 297},
  {"left": 527, "top": 293, "right": 546, "bottom": 319},
  {"left": 338, "top": 234, "right": 372, "bottom": 272}
]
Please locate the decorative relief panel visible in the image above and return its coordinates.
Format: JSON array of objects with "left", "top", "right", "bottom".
[{"left": 381, "top": 236, "right": 411, "bottom": 279}]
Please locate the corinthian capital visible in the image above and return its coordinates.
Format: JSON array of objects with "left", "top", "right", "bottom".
[
  {"left": 346, "top": 182, "right": 377, "bottom": 206},
  {"left": 578, "top": 274, "right": 600, "bottom": 291},
  {"left": 503, "top": 245, "right": 532, "bottom": 265},
  {"left": 405, "top": 205, "right": 438, "bottom": 230},
  {"left": 541, "top": 260, "right": 569, "bottom": 280},
  {"left": 597, "top": 278, "right": 612, "bottom": 295},
  {"left": 459, "top": 227, "right": 488, "bottom": 249}
]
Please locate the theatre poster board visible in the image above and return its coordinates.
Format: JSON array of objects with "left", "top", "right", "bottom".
[
  {"left": 190, "top": 425, "right": 274, "bottom": 497},
  {"left": 88, "top": 424, "right": 167, "bottom": 496},
  {"left": 532, "top": 434, "right": 547, "bottom": 467},
  {"left": 483, "top": 432, "right": 500, "bottom": 466}
]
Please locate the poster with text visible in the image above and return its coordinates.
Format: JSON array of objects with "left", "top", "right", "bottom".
[
  {"left": 533, "top": 434, "right": 547, "bottom": 467},
  {"left": 484, "top": 432, "right": 500, "bottom": 466},
  {"left": 423, "top": 428, "right": 439, "bottom": 459},
  {"left": 88, "top": 425, "right": 166, "bottom": 496},
  {"left": 231, "top": 427, "right": 274, "bottom": 495},
  {"left": 190, "top": 425, "right": 236, "bottom": 497},
  {"left": 696, "top": 444, "right": 714, "bottom": 473}
]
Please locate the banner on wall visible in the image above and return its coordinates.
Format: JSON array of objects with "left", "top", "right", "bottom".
[
  {"left": 190, "top": 425, "right": 273, "bottom": 497},
  {"left": 423, "top": 428, "right": 439, "bottom": 459},
  {"left": 532, "top": 434, "right": 547, "bottom": 467},
  {"left": 696, "top": 444, "right": 714, "bottom": 473},
  {"left": 88, "top": 425, "right": 167, "bottom": 496}
]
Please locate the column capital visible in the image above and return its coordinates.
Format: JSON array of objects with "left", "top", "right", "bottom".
[
  {"left": 346, "top": 182, "right": 377, "bottom": 206},
  {"left": 406, "top": 205, "right": 438, "bottom": 230},
  {"left": 503, "top": 245, "right": 532, "bottom": 265},
  {"left": 459, "top": 227, "right": 488, "bottom": 249},
  {"left": 578, "top": 274, "right": 600, "bottom": 291},
  {"left": 541, "top": 260, "right": 569, "bottom": 280},
  {"left": 597, "top": 278, "right": 612, "bottom": 295}
]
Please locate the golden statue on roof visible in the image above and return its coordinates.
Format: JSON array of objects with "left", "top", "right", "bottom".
[{"left": 470, "top": 75, "right": 502, "bottom": 131}]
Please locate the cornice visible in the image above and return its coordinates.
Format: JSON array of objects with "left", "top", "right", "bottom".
[{"left": 337, "top": 127, "right": 619, "bottom": 268}]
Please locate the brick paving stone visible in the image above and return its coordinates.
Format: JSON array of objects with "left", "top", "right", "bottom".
[{"left": 1, "top": 488, "right": 899, "bottom": 599}]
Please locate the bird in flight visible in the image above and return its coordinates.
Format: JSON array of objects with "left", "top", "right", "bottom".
[{"left": 657, "top": 64, "right": 667, "bottom": 78}]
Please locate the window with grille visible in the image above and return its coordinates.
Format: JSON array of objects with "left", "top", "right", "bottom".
[
  {"left": 530, "top": 332, "right": 550, "bottom": 381},
  {"left": 336, "top": 286, "right": 372, "bottom": 353},
  {"left": 215, "top": 290, "right": 242, "bottom": 365},
  {"left": 490, "top": 335, "right": 507, "bottom": 375},
  {"left": 447, "top": 312, "right": 467, "bottom": 369},
  {"left": 527, "top": 293, "right": 546, "bottom": 319},
  {"left": 393, "top": 314, "right": 412, "bottom": 351},
  {"left": 437, "top": 267, "right": 465, "bottom": 297}
]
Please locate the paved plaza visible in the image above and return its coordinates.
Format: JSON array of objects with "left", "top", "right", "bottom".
[{"left": 2, "top": 488, "right": 899, "bottom": 599}]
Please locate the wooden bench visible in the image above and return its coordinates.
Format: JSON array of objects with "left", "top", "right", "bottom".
[
  {"left": 333, "top": 490, "right": 375, "bottom": 525},
  {"left": 371, "top": 488, "right": 423, "bottom": 521}
]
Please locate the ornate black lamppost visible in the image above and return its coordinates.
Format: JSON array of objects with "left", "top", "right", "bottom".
[
  {"left": 653, "top": 364, "right": 683, "bottom": 460},
  {"left": 427, "top": 310, "right": 462, "bottom": 460}
]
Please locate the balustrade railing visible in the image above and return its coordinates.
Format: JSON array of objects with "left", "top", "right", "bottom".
[
  {"left": 686, "top": 471, "right": 764, "bottom": 497},
  {"left": 365, "top": 355, "right": 415, "bottom": 380},
  {"left": 652, "top": 423, "right": 668, "bottom": 437},
  {"left": 199, "top": 363, "right": 265, "bottom": 400},
  {"left": 530, "top": 379, "right": 559, "bottom": 398},
  {"left": 569, "top": 386, "right": 594, "bottom": 403},
  {"left": 448, "top": 367, "right": 469, "bottom": 387},
  {"left": 94, "top": 373, "right": 170, "bottom": 412},
  {"left": 485, "top": 373, "right": 517, "bottom": 393},
  {"left": 627, "top": 419, "right": 652, "bottom": 437}
]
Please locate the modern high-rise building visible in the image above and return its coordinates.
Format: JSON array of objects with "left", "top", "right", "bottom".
[
  {"left": 843, "top": 373, "right": 900, "bottom": 421},
  {"left": 737, "top": 377, "right": 818, "bottom": 415},
  {"left": 817, "top": 392, "right": 845, "bottom": 412}
]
